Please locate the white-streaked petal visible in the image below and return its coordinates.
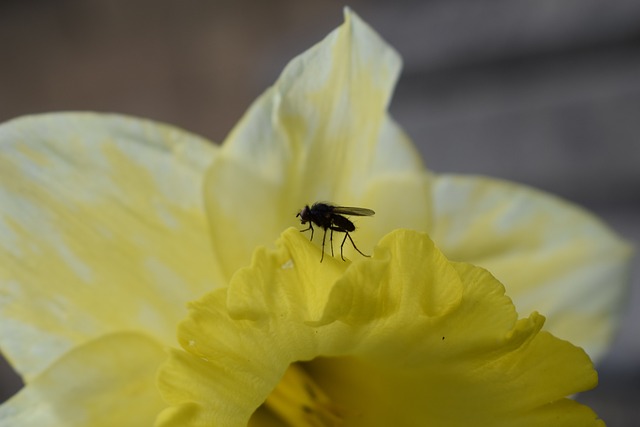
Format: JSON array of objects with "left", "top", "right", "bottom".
[
  {"left": 0, "top": 333, "right": 165, "bottom": 427},
  {"left": 204, "top": 9, "right": 431, "bottom": 278},
  {"left": 0, "top": 113, "right": 223, "bottom": 380},
  {"left": 431, "top": 174, "right": 633, "bottom": 360}
]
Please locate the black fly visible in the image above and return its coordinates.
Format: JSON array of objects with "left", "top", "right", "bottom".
[{"left": 296, "top": 202, "right": 375, "bottom": 262}]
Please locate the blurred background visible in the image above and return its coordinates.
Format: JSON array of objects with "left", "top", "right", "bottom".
[{"left": 0, "top": 0, "right": 638, "bottom": 424}]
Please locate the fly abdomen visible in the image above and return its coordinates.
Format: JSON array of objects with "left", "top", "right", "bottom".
[{"left": 331, "top": 214, "right": 355, "bottom": 232}]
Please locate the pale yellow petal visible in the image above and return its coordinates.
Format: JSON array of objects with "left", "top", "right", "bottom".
[
  {"left": 0, "top": 332, "right": 166, "bottom": 427},
  {"left": 0, "top": 113, "right": 223, "bottom": 380},
  {"left": 204, "top": 9, "right": 431, "bottom": 278},
  {"left": 431, "top": 174, "right": 633, "bottom": 361}
]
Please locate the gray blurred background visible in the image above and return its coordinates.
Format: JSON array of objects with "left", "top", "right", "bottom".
[{"left": 0, "top": 0, "right": 638, "bottom": 425}]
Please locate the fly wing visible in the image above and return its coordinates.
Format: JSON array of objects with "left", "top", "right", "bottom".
[{"left": 331, "top": 206, "right": 375, "bottom": 216}]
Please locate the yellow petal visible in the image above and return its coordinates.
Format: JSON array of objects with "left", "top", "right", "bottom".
[
  {"left": 0, "top": 332, "right": 166, "bottom": 427},
  {"left": 157, "top": 228, "right": 603, "bottom": 426},
  {"left": 0, "top": 113, "right": 223, "bottom": 380},
  {"left": 431, "top": 174, "right": 633, "bottom": 361},
  {"left": 204, "top": 9, "right": 431, "bottom": 279}
]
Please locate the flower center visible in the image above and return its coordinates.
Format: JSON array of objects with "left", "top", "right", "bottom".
[{"left": 263, "top": 362, "right": 346, "bottom": 426}]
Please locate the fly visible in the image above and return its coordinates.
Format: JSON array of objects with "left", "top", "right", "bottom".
[{"left": 296, "top": 202, "right": 375, "bottom": 262}]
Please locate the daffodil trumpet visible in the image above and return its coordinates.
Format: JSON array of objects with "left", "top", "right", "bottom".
[{"left": 157, "top": 228, "right": 605, "bottom": 427}]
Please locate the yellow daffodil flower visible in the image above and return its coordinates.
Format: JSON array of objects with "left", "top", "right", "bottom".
[
  {"left": 0, "top": 7, "right": 630, "bottom": 426},
  {"left": 157, "top": 228, "right": 605, "bottom": 426}
]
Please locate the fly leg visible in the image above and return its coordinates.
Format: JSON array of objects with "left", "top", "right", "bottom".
[
  {"left": 330, "top": 228, "right": 335, "bottom": 257},
  {"left": 341, "top": 231, "right": 370, "bottom": 260},
  {"left": 320, "top": 227, "right": 328, "bottom": 262},
  {"left": 300, "top": 223, "right": 314, "bottom": 241},
  {"left": 330, "top": 226, "right": 352, "bottom": 261}
]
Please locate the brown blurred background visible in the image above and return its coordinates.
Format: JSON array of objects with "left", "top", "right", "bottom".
[{"left": 1, "top": 0, "right": 638, "bottom": 425}]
